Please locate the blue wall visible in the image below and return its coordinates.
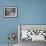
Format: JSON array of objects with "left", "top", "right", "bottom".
[{"left": 0, "top": 0, "right": 46, "bottom": 44}]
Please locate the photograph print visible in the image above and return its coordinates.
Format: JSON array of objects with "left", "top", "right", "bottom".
[{"left": 4, "top": 6, "right": 17, "bottom": 17}]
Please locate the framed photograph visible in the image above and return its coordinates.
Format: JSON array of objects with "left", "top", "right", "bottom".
[{"left": 4, "top": 6, "right": 17, "bottom": 17}]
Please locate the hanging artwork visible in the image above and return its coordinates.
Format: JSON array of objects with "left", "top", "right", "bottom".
[
  {"left": 18, "top": 24, "right": 46, "bottom": 41},
  {"left": 4, "top": 6, "right": 17, "bottom": 17}
]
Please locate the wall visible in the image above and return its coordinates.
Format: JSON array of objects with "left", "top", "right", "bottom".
[
  {"left": 0, "top": 0, "right": 18, "bottom": 44},
  {"left": 0, "top": 0, "right": 46, "bottom": 44}
]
